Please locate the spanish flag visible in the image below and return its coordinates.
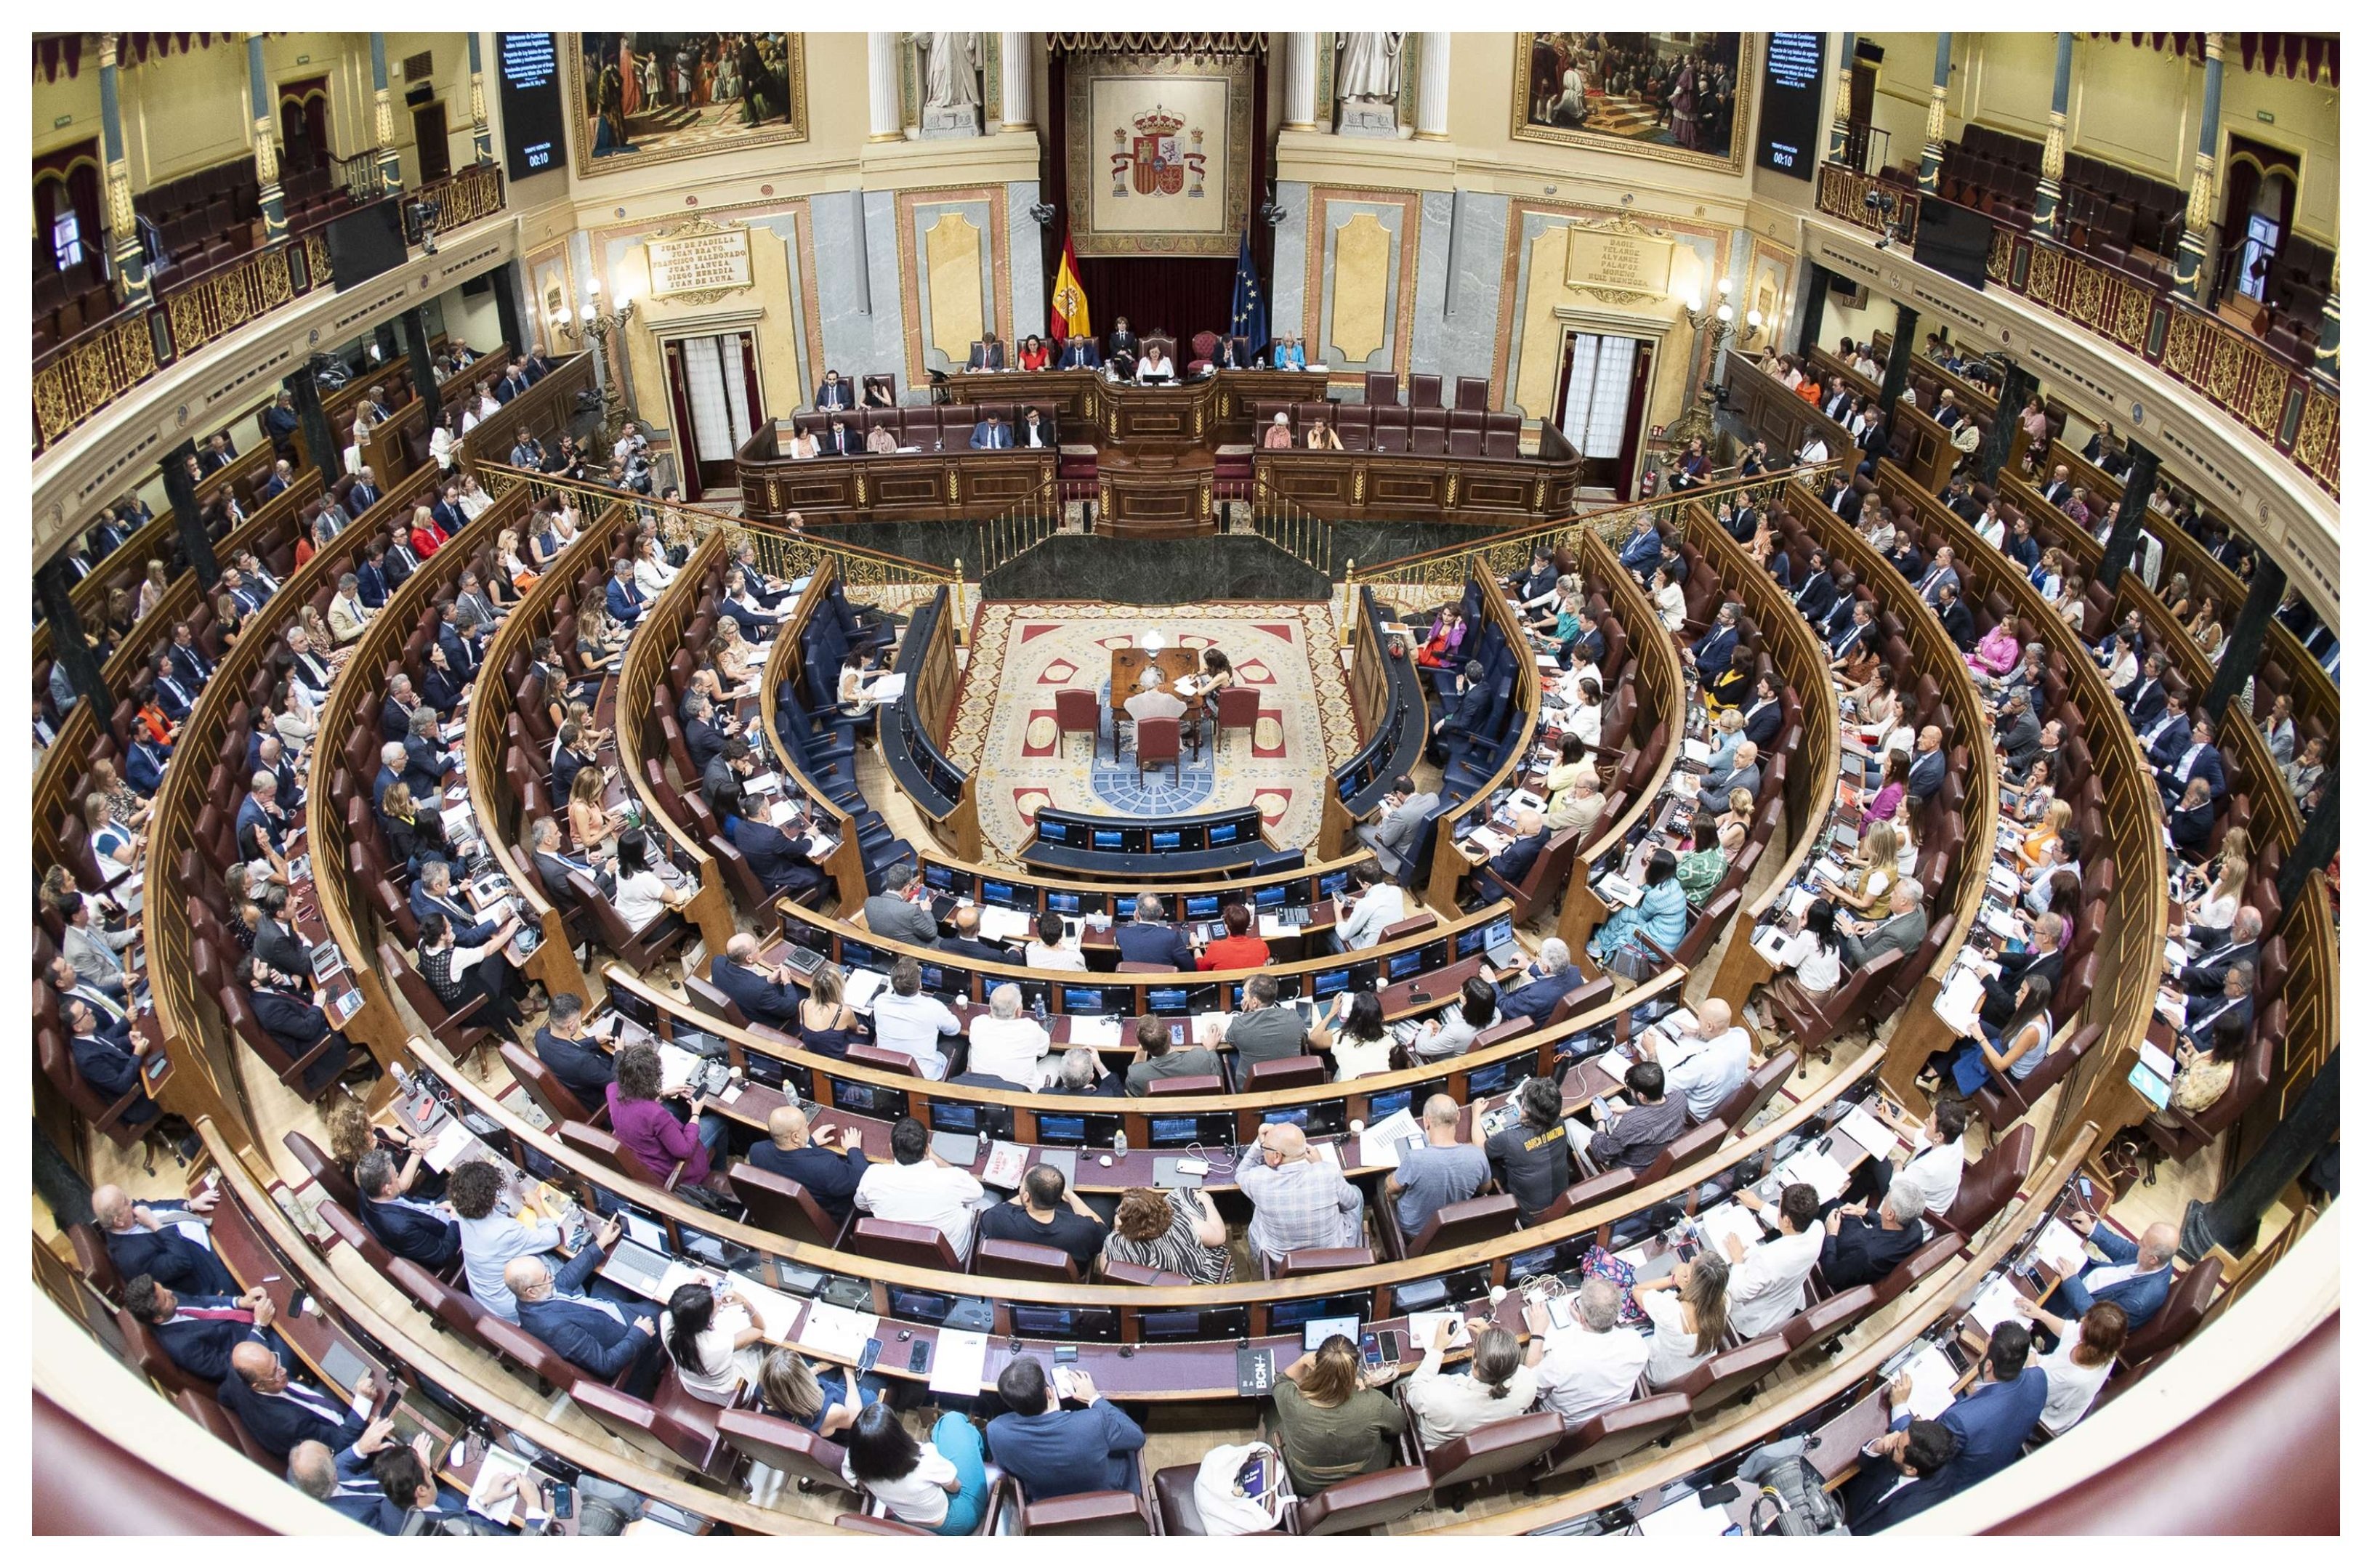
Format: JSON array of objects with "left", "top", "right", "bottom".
[{"left": 1049, "top": 230, "right": 1092, "bottom": 343}]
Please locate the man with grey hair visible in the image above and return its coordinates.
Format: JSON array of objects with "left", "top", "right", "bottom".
[
  {"left": 1044, "top": 1046, "right": 1114, "bottom": 1096},
  {"left": 1839, "top": 877, "right": 1929, "bottom": 970},
  {"left": 710, "top": 931, "right": 802, "bottom": 1030},
  {"left": 1524, "top": 1275, "right": 1652, "bottom": 1425},
  {"left": 402, "top": 704, "right": 451, "bottom": 800},
  {"left": 355, "top": 1147, "right": 461, "bottom": 1270},
  {"left": 1496, "top": 937, "right": 1576, "bottom": 1029},
  {"left": 1113, "top": 892, "right": 1194, "bottom": 969},
  {"left": 374, "top": 741, "right": 409, "bottom": 809},
  {"left": 1647, "top": 997, "right": 1754, "bottom": 1124},
  {"left": 2043, "top": 1219, "right": 2181, "bottom": 1334},
  {"left": 1384, "top": 1093, "right": 1493, "bottom": 1238},
  {"left": 967, "top": 982, "right": 1053, "bottom": 1088},
  {"left": 328, "top": 571, "right": 374, "bottom": 644},
  {"left": 287, "top": 1439, "right": 395, "bottom": 1528},
  {"left": 234, "top": 770, "right": 287, "bottom": 857},
  {"left": 1818, "top": 1173, "right": 1929, "bottom": 1290},
  {"left": 2182, "top": 905, "right": 2262, "bottom": 994}
]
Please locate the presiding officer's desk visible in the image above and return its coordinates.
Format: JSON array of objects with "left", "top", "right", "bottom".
[{"left": 943, "top": 366, "right": 1333, "bottom": 448}]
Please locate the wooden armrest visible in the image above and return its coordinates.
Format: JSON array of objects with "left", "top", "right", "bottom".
[{"left": 661, "top": 1160, "right": 688, "bottom": 1194}]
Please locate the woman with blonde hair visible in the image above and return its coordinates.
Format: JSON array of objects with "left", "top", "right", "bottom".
[
  {"left": 1831, "top": 820, "right": 1901, "bottom": 916},
  {"left": 568, "top": 765, "right": 621, "bottom": 854},
  {"left": 759, "top": 1346, "right": 874, "bottom": 1439},
  {"left": 1637, "top": 1253, "right": 1730, "bottom": 1389},
  {"left": 2017, "top": 797, "right": 2073, "bottom": 874},
  {"left": 137, "top": 559, "right": 170, "bottom": 621}
]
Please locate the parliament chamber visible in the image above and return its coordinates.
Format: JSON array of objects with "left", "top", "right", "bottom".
[{"left": 25, "top": 25, "right": 2344, "bottom": 1539}]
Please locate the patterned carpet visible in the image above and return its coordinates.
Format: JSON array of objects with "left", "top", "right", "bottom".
[{"left": 945, "top": 602, "right": 1360, "bottom": 858}]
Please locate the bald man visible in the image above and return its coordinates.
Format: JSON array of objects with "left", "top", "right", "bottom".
[
  {"left": 2044, "top": 1219, "right": 2182, "bottom": 1335},
  {"left": 507, "top": 1216, "right": 663, "bottom": 1397},
  {"left": 219, "top": 1340, "right": 376, "bottom": 1462},
  {"left": 1642, "top": 998, "right": 1754, "bottom": 1123},
  {"left": 1473, "top": 806, "right": 1552, "bottom": 900},
  {"left": 1238, "top": 1120, "right": 1363, "bottom": 1264},
  {"left": 709, "top": 932, "right": 802, "bottom": 1030},
  {"left": 747, "top": 1103, "right": 869, "bottom": 1225},
  {"left": 92, "top": 1183, "right": 236, "bottom": 1296}
]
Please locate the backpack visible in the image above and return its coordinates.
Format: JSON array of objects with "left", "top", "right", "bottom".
[{"left": 1735, "top": 1435, "right": 1850, "bottom": 1537}]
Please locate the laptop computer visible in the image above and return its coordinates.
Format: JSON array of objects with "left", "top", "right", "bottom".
[
  {"left": 1482, "top": 914, "right": 1523, "bottom": 971},
  {"left": 1033, "top": 1148, "right": 1078, "bottom": 1187},
  {"left": 930, "top": 1131, "right": 981, "bottom": 1168},
  {"left": 597, "top": 1238, "right": 674, "bottom": 1298}
]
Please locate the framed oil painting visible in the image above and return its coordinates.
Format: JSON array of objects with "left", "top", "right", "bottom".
[
  {"left": 1512, "top": 33, "right": 1752, "bottom": 173},
  {"left": 569, "top": 32, "right": 807, "bottom": 177}
]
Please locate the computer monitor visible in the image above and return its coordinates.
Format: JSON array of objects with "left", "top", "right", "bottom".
[
  {"left": 1033, "top": 1112, "right": 1121, "bottom": 1148},
  {"left": 1147, "top": 1112, "right": 1233, "bottom": 1149},
  {"left": 1092, "top": 828, "right": 1126, "bottom": 851},
  {"left": 887, "top": 1289, "right": 954, "bottom": 1325},
  {"left": 1504, "top": 1242, "right": 1571, "bottom": 1282},
  {"left": 1146, "top": 985, "right": 1190, "bottom": 1017},
  {"left": 1011, "top": 1304, "right": 1121, "bottom": 1343},
  {"left": 1365, "top": 1086, "right": 1414, "bottom": 1123},
  {"left": 1465, "top": 1058, "right": 1517, "bottom": 1097},
  {"left": 1183, "top": 893, "right": 1222, "bottom": 921},
  {"left": 1387, "top": 949, "right": 1427, "bottom": 983},
  {"left": 1486, "top": 913, "right": 1516, "bottom": 951},
  {"left": 981, "top": 879, "right": 1028, "bottom": 910},
  {"left": 1150, "top": 830, "right": 1182, "bottom": 852},
  {"left": 922, "top": 862, "right": 959, "bottom": 893},
  {"left": 831, "top": 1079, "right": 908, "bottom": 1120},
  {"left": 916, "top": 962, "right": 951, "bottom": 995},
  {"left": 608, "top": 987, "right": 660, "bottom": 1030},
  {"left": 519, "top": 1144, "right": 565, "bottom": 1185},
  {"left": 1253, "top": 882, "right": 1288, "bottom": 909},
  {"left": 837, "top": 939, "right": 882, "bottom": 972},
  {"left": 1455, "top": 924, "right": 1489, "bottom": 958},
  {"left": 1317, "top": 869, "right": 1351, "bottom": 900},
  {"left": 1137, "top": 1306, "right": 1248, "bottom": 1343},
  {"left": 929, "top": 1101, "right": 1016, "bottom": 1141},
  {"left": 1270, "top": 1293, "right": 1370, "bottom": 1331},
  {"left": 1061, "top": 984, "right": 1110, "bottom": 1015},
  {"left": 1262, "top": 1107, "right": 1310, "bottom": 1128},
  {"left": 1044, "top": 889, "right": 1084, "bottom": 917},
  {"left": 1310, "top": 969, "right": 1350, "bottom": 1001},
  {"left": 1033, "top": 817, "right": 1074, "bottom": 846},
  {"left": 1208, "top": 820, "right": 1242, "bottom": 845}
]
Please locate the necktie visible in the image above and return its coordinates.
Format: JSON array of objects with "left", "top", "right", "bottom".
[{"left": 178, "top": 1303, "right": 255, "bottom": 1323}]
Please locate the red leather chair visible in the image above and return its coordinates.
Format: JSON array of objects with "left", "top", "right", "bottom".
[
  {"left": 1015, "top": 1490, "right": 1155, "bottom": 1535},
  {"left": 1212, "top": 684, "right": 1258, "bottom": 755},
  {"left": 557, "top": 1119, "right": 686, "bottom": 1192},
  {"left": 1535, "top": 1391, "right": 1692, "bottom": 1478},
  {"left": 1243, "top": 1054, "right": 1326, "bottom": 1090},
  {"left": 1054, "top": 688, "right": 1101, "bottom": 760},
  {"left": 1674, "top": 1335, "right": 1791, "bottom": 1414},
  {"left": 975, "top": 1237, "right": 1079, "bottom": 1284},
  {"left": 727, "top": 1163, "right": 854, "bottom": 1248},
  {"left": 1266, "top": 1247, "right": 1376, "bottom": 1279},
  {"left": 1290, "top": 1463, "right": 1435, "bottom": 1534},
  {"left": 848, "top": 1216, "right": 967, "bottom": 1271},
  {"left": 718, "top": 1407, "right": 857, "bottom": 1498},
  {"left": 1134, "top": 716, "right": 1182, "bottom": 784},
  {"left": 1383, "top": 1192, "right": 1520, "bottom": 1261},
  {"left": 1937, "top": 1121, "right": 2035, "bottom": 1238},
  {"left": 1416, "top": 1409, "right": 1565, "bottom": 1506}
]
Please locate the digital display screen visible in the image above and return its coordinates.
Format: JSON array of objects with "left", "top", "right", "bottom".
[
  {"left": 1184, "top": 894, "right": 1221, "bottom": 921},
  {"left": 1312, "top": 969, "right": 1349, "bottom": 1000},
  {"left": 1264, "top": 1107, "right": 1310, "bottom": 1128},
  {"left": 916, "top": 963, "right": 949, "bottom": 994},
  {"left": 889, "top": 1290, "right": 953, "bottom": 1324},
  {"left": 832, "top": 1080, "right": 906, "bottom": 1118},
  {"left": 1756, "top": 32, "right": 1827, "bottom": 180},
  {"left": 1318, "top": 870, "right": 1350, "bottom": 899},
  {"left": 1456, "top": 924, "right": 1488, "bottom": 958},
  {"left": 838, "top": 939, "right": 881, "bottom": 971},
  {"left": 1139, "top": 1306, "right": 1247, "bottom": 1343},
  {"left": 924, "top": 863, "right": 959, "bottom": 892},
  {"left": 1147, "top": 987, "right": 1190, "bottom": 1016},
  {"left": 1092, "top": 829, "right": 1126, "bottom": 851},
  {"left": 1271, "top": 1293, "right": 1368, "bottom": 1329},
  {"left": 496, "top": 33, "right": 566, "bottom": 182},
  {"left": 1044, "top": 891, "right": 1082, "bottom": 916},
  {"left": 1151, "top": 831, "right": 1182, "bottom": 852},
  {"left": 1062, "top": 985, "right": 1108, "bottom": 1014},
  {"left": 1486, "top": 915, "right": 1515, "bottom": 951},
  {"left": 932, "top": 1102, "right": 982, "bottom": 1132},
  {"left": 1011, "top": 1306, "right": 1074, "bottom": 1336},
  {"left": 1387, "top": 950, "right": 1426, "bottom": 982},
  {"left": 981, "top": 880, "right": 1026, "bottom": 909},
  {"left": 1209, "top": 820, "right": 1241, "bottom": 844},
  {"left": 1254, "top": 884, "right": 1288, "bottom": 909},
  {"left": 1467, "top": 1059, "right": 1517, "bottom": 1097},
  {"left": 1038, "top": 1115, "right": 1086, "bottom": 1144},
  {"left": 1149, "top": 1116, "right": 1198, "bottom": 1145},
  {"left": 1035, "top": 818, "right": 1073, "bottom": 845}
]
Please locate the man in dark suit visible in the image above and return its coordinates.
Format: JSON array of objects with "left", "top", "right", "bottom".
[
  {"left": 733, "top": 809, "right": 828, "bottom": 904},
  {"left": 1106, "top": 316, "right": 1139, "bottom": 361},
  {"left": 703, "top": 737, "right": 755, "bottom": 823},
  {"left": 262, "top": 389, "right": 302, "bottom": 454},
  {"left": 528, "top": 816, "right": 615, "bottom": 908},
  {"left": 681, "top": 690, "right": 731, "bottom": 774},
  {"left": 2157, "top": 714, "right": 2228, "bottom": 807},
  {"left": 1469, "top": 807, "right": 1551, "bottom": 905},
  {"left": 1933, "top": 583, "right": 1976, "bottom": 651},
  {"left": 353, "top": 1147, "right": 462, "bottom": 1269},
  {"left": 65, "top": 999, "right": 162, "bottom": 1127},
  {"left": 249, "top": 903, "right": 313, "bottom": 980},
  {"left": 1428, "top": 660, "right": 1493, "bottom": 765},
  {"left": 1057, "top": 335, "right": 1102, "bottom": 369},
  {"left": 2041, "top": 1219, "right": 2178, "bottom": 1333},
  {"left": 2136, "top": 705, "right": 2188, "bottom": 771},
  {"left": 493, "top": 360, "right": 531, "bottom": 403},
  {"left": 1839, "top": 1414, "right": 1962, "bottom": 1532},
  {"left": 749, "top": 1104, "right": 869, "bottom": 1224},
  {"left": 1817, "top": 1174, "right": 1928, "bottom": 1290},
  {"left": 969, "top": 413, "right": 1015, "bottom": 448},
  {"left": 508, "top": 1216, "right": 663, "bottom": 1397},
  {"left": 967, "top": 334, "right": 1007, "bottom": 371},
  {"left": 1994, "top": 690, "right": 2044, "bottom": 777},
  {"left": 1617, "top": 516, "right": 1664, "bottom": 576},
  {"left": 220, "top": 1341, "right": 374, "bottom": 1463},
  {"left": 241, "top": 955, "right": 366, "bottom": 1096},
  {"left": 427, "top": 480, "right": 469, "bottom": 538},
  {"left": 1017, "top": 408, "right": 1057, "bottom": 448},
  {"left": 345, "top": 466, "right": 383, "bottom": 516},
  {"left": 814, "top": 369, "right": 855, "bottom": 411},
  {"left": 1694, "top": 743, "right": 1762, "bottom": 815},
  {"left": 91, "top": 1184, "right": 237, "bottom": 1297},
  {"left": 711, "top": 934, "right": 805, "bottom": 1030},
  {"left": 235, "top": 774, "right": 290, "bottom": 857},
  {"left": 820, "top": 416, "right": 863, "bottom": 456},
  {"left": 126, "top": 734, "right": 171, "bottom": 796},
  {"left": 150, "top": 654, "right": 198, "bottom": 723},
  {"left": 2182, "top": 966, "right": 2255, "bottom": 1049},
  {"left": 355, "top": 546, "right": 392, "bottom": 609},
  {"left": 125, "top": 1272, "right": 290, "bottom": 1384},
  {"left": 2180, "top": 908, "right": 2262, "bottom": 995},
  {"left": 1690, "top": 604, "right": 1740, "bottom": 679},
  {"left": 400, "top": 716, "right": 450, "bottom": 803},
  {"left": 1738, "top": 679, "right": 1785, "bottom": 749},
  {"left": 1113, "top": 894, "right": 1195, "bottom": 970},
  {"left": 1904, "top": 726, "right": 1948, "bottom": 802},
  {"left": 531, "top": 992, "right": 617, "bottom": 1109},
  {"left": 379, "top": 674, "right": 423, "bottom": 744},
  {"left": 551, "top": 723, "right": 602, "bottom": 805},
  {"left": 1496, "top": 940, "right": 1581, "bottom": 1029},
  {"left": 354, "top": 1444, "right": 477, "bottom": 1533},
  {"left": 935, "top": 905, "right": 1014, "bottom": 967},
  {"left": 605, "top": 559, "right": 648, "bottom": 626}
]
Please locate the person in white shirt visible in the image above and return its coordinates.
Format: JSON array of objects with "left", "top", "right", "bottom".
[
  {"left": 868, "top": 958, "right": 961, "bottom": 1079},
  {"left": 1722, "top": 1183, "right": 1824, "bottom": 1339},
  {"left": 633, "top": 537, "right": 677, "bottom": 597},
  {"left": 1797, "top": 434, "right": 1830, "bottom": 464},
  {"left": 966, "top": 984, "right": 1053, "bottom": 1088},
  {"left": 1845, "top": 1098, "right": 1968, "bottom": 1230},
  {"left": 1022, "top": 910, "right": 1088, "bottom": 971},
  {"left": 1332, "top": 860, "right": 1406, "bottom": 950},
  {"left": 1525, "top": 1277, "right": 1652, "bottom": 1426},
  {"left": 1122, "top": 679, "right": 1185, "bottom": 729},
  {"left": 1137, "top": 346, "right": 1176, "bottom": 382},
  {"left": 1643, "top": 998, "right": 1754, "bottom": 1123},
  {"left": 1636, "top": 1255, "right": 1731, "bottom": 1389},
  {"left": 1401, "top": 1320, "right": 1540, "bottom": 1452},
  {"left": 2015, "top": 1296, "right": 2127, "bottom": 1435},
  {"left": 854, "top": 1118, "right": 988, "bottom": 1261}
]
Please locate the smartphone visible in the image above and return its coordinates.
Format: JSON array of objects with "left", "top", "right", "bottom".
[
  {"left": 1053, "top": 1344, "right": 1078, "bottom": 1364},
  {"left": 549, "top": 1483, "right": 575, "bottom": 1521},
  {"left": 288, "top": 1293, "right": 310, "bottom": 1320},
  {"left": 908, "top": 1340, "right": 932, "bottom": 1374},
  {"left": 1377, "top": 1330, "right": 1401, "bottom": 1365},
  {"left": 856, "top": 1338, "right": 882, "bottom": 1377},
  {"left": 1360, "top": 1332, "right": 1384, "bottom": 1373}
]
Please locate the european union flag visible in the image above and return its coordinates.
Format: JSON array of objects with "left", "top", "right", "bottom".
[{"left": 1229, "top": 227, "right": 1267, "bottom": 360}]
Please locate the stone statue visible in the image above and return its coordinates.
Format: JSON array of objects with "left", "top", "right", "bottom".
[
  {"left": 1335, "top": 32, "right": 1405, "bottom": 136},
  {"left": 913, "top": 31, "right": 981, "bottom": 134}
]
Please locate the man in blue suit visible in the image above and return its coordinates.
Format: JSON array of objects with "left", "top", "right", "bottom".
[
  {"left": 1904, "top": 725, "right": 1948, "bottom": 803},
  {"left": 355, "top": 1148, "right": 462, "bottom": 1269},
  {"left": 733, "top": 811, "right": 829, "bottom": 905},
  {"left": 358, "top": 1444, "right": 478, "bottom": 1532},
  {"left": 68, "top": 998, "right": 164, "bottom": 1128},
  {"left": 813, "top": 369, "right": 855, "bottom": 411},
  {"left": 166, "top": 622, "right": 214, "bottom": 689},
  {"left": 219, "top": 1340, "right": 375, "bottom": 1463},
  {"left": 2157, "top": 714, "right": 2228, "bottom": 808},
  {"left": 1838, "top": 1416, "right": 1961, "bottom": 1533},
  {"left": 1113, "top": 894, "right": 1195, "bottom": 970},
  {"left": 710, "top": 934, "right": 804, "bottom": 1030},
  {"left": 1429, "top": 660, "right": 1492, "bottom": 765},
  {"left": 969, "top": 413, "right": 1014, "bottom": 448},
  {"left": 605, "top": 559, "right": 648, "bottom": 626},
  {"left": 125, "top": 733, "right": 171, "bottom": 796},
  {"left": 1057, "top": 335, "right": 1101, "bottom": 369},
  {"left": 1690, "top": 603, "right": 1740, "bottom": 679},
  {"left": 1618, "top": 515, "right": 1665, "bottom": 577},
  {"left": 985, "top": 1357, "right": 1147, "bottom": 1501},
  {"left": 2120, "top": 652, "right": 2169, "bottom": 729},
  {"left": 92, "top": 1184, "right": 238, "bottom": 1296},
  {"left": 967, "top": 334, "right": 1008, "bottom": 371},
  {"left": 2044, "top": 1219, "right": 2179, "bottom": 1334},
  {"left": 1496, "top": 939, "right": 1579, "bottom": 1029},
  {"left": 1468, "top": 807, "right": 1551, "bottom": 907},
  {"left": 532, "top": 993, "right": 618, "bottom": 1109},
  {"left": 124, "top": 1273, "right": 289, "bottom": 1385},
  {"left": 507, "top": 1216, "right": 663, "bottom": 1397},
  {"left": 1924, "top": 1322, "right": 2048, "bottom": 1497},
  {"left": 286, "top": 1439, "right": 409, "bottom": 1529}
]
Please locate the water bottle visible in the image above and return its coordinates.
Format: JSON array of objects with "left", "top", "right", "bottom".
[{"left": 1112, "top": 1126, "right": 1129, "bottom": 1158}]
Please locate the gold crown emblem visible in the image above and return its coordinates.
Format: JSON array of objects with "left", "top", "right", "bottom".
[{"left": 1130, "top": 108, "right": 1185, "bottom": 137}]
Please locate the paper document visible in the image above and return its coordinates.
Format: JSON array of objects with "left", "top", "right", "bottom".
[
  {"left": 1467, "top": 828, "right": 1509, "bottom": 857},
  {"left": 1595, "top": 874, "right": 1643, "bottom": 908},
  {"left": 421, "top": 1118, "right": 480, "bottom": 1172},
  {"left": 1695, "top": 1201, "right": 1766, "bottom": 1258},
  {"left": 1982, "top": 907, "right": 2026, "bottom": 941},
  {"left": 979, "top": 1141, "right": 1029, "bottom": 1190},
  {"left": 2137, "top": 1040, "right": 2177, "bottom": 1080},
  {"left": 1834, "top": 1104, "right": 1899, "bottom": 1162},
  {"left": 657, "top": 1043, "right": 705, "bottom": 1096},
  {"left": 1965, "top": 1277, "right": 2027, "bottom": 1336},
  {"left": 741, "top": 770, "right": 783, "bottom": 796},
  {"left": 1897, "top": 1344, "right": 1961, "bottom": 1421},
  {"left": 1775, "top": 1144, "right": 1852, "bottom": 1203},
  {"left": 1405, "top": 1311, "right": 1473, "bottom": 1353},
  {"left": 1356, "top": 1108, "right": 1422, "bottom": 1169},
  {"left": 1066, "top": 1016, "right": 1123, "bottom": 1050},
  {"left": 976, "top": 906, "right": 1034, "bottom": 944},
  {"left": 1933, "top": 967, "right": 1987, "bottom": 1035},
  {"left": 868, "top": 673, "right": 909, "bottom": 701},
  {"left": 927, "top": 1330, "right": 991, "bottom": 1397},
  {"left": 2032, "top": 1218, "right": 2091, "bottom": 1277},
  {"left": 767, "top": 800, "right": 804, "bottom": 827},
  {"left": 799, "top": 1301, "right": 882, "bottom": 1362},
  {"left": 466, "top": 1444, "right": 543, "bottom": 1528},
  {"left": 843, "top": 969, "right": 892, "bottom": 1013},
  {"left": 1682, "top": 738, "right": 1714, "bottom": 766}
]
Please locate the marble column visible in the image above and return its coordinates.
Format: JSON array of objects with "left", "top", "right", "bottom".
[
  {"left": 2175, "top": 33, "right": 2226, "bottom": 304},
  {"left": 247, "top": 35, "right": 287, "bottom": 243},
  {"left": 467, "top": 32, "right": 493, "bottom": 164},
  {"left": 36, "top": 559, "right": 109, "bottom": 714},
  {"left": 1000, "top": 33, "right": 1033, "bottom": 132},
  {"left": 2093, "top": 442, "right": 2157, "bottom": 593},
  {"left": 1415, "top": 33, "right": 1451, "bottom": 140},
  {"left": 1916, "top": 33, "right": 1952, "bottom": 194},
  {"left": 1827, "top": 33, "right": 1855, "bottom": 164},
  {"left": 868, "top": 34, "right": 904, "bottom": 141},
  {"left": 97, "top": 34, "right": 148, "bottom": 306},
  {"left": 2032, "top": 33, "right": 2073, "bottom": 235},
  {"left": 1283, "top": 33, "right": 1318, "bottom": 132},
  {"left": 370, "top": 33, "right": 402, "bottom": 194},
  {"left": 159, "top": 440, "right": 219, "bottom": 588}
]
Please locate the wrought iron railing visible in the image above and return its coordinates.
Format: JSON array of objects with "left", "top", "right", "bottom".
[
  {"left": 975, "top": 477, "right": 1066, "bottom": 578},
  {"left": 1815, "top": 158, "right": 2339, "bottom": 499},
  {"left": 421, "top": 161, "right": 504, "bottom": 233}
]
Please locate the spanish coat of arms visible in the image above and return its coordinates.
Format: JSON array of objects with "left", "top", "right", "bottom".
[{"left": 1110, "top": 108, "right": 1208, "bottom": 199}]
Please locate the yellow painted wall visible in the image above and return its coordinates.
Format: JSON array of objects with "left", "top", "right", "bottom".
[
  {"left": 2219, "top": 66, "right": 2341, "bottom": 241},
  {"left": 603, "top": 210, "right": 810, "bottom": 437}
]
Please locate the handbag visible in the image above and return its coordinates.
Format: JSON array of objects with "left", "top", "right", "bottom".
[{"left": 1190, "top": 1442, "right": 1291, "bottom": 1535}]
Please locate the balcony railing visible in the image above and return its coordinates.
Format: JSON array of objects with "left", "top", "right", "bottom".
[
  {"left": 1815, "top": 159, "right": 2339, "bottom": 500},
  {"left": 30, "top": 161, "right": 507, "bottom": 458}
]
